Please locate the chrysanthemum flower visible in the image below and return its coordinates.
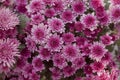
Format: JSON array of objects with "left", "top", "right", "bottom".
[
  {"left": 84, "top": 65, "right": 93, "bottom": 75},
  {"left": 111, "top": 0, "right": 120, "bottom": 5},
  {"left": 91, "top": 61, "right": 104, "bottom": 72},
  {"left": 32, "top": 57, "right": 44, "bottom": 72},
  {"left": 63, "top": 44, "right": 79, "bottom": 61},
  {"left": 46, "top": 34, "right": 63, "bottom": 52},
  {"left": 75, "top": 22, "right": 84, "bottom": 32},
  {"left": 53, "top": 0, "right": 64, "bottom": 12},
  {"left": 38, "top": 48, "right": 51, "bottom": 61},
  {"left": 25, "top": 35, "right": 37, "bottom": 52},
  {"left": 110, "top": 5, "right": 120, "bottom": 22},
  {"left": 100, "top": 34, "right": 113, "bottom": 45},
  {"left": 90, "top": 42, "right": 106, "bottom": 61},
  {"left": 61, "top": 10, "right": 73, "bottom": 22},
  {"left": 26, "top": 0, "right": 44, "bottom": 13},
  {"left": 45, "top": 8, "right": 55, "bottom": 18},
  {"left": 48, "top": 18, "right": 64, "bottom": 33},
  {"left": 89, "top": 0, "right": 104, "bottom": 9},
  {"left": 52, "top": 53, "right": 67, "bottom": 69},
  {"left": 31, "top": 23, "right": 49, "bottom": 44},
  {"left": 63, "top": 66, "right": 76, "bottom": 78},
  {"left": 31, "top": 13, "right": 44, "bottom": 25},
  {"left": 101, "top": 52, "right": 112, "bottom": 66},
  {"left": 72, "top": 57, "right": 85, "bottom": 70},
  {"left": 0, "top": 38, "right": 19, "bottom": 67},
  {"left": 50, "top": 67, "right": 62, "bottom": 80},
  {"left": 72, "top": 1, "right": 85, "bottom": 15},
  {"left": 62, "top": 32, "right": 75, "bottom": 44},
  {"left": 81, "top": 14, "right": 97, "bottom": 30},
  {"left": 0, "top": 7, "right": 19, "bottom": 30}
]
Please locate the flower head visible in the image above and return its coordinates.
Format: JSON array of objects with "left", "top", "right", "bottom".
[
  {"left": 52, "top": 53, "right": 67, "bottom": 69},
  {"left": 0, "top": 38, "right": 19, "bottom": 67},
  {"left": 90, "top": 42, "right": 106, "bottom": 61},
  {"left": 48, "top": 18, "right": 64, "bottom": 33},
  {"left": 0, "top": 7, "right": 19, "bottom": 30},
  {"left": 31, "top": 23, "right": 49, "bottom": 44},
  {"left": 72, "top": 1, "right": 85, "bottom": 14}
]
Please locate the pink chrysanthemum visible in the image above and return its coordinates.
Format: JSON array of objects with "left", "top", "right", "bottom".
[
  {"left": 111, "top": 0, "right": 120, "bottom": 5},
  {"left": 52, "top": 53, "right": 67, "bottom": 69},
  {"left": 25, "top": 35, "right": 37, "bottom": 52},
  {"left": 91, "top": 61, "right": 104, "bottom": 72},
  {"left": 31, "top": 23, "right": 49, "bottom": 44},
  {"left": 50, "top": 67, "right": 62, "bottom": 80},
  {"left": 46, "top": 34, "right": 63, "bottom": 52},
  {"left": 110, "top": 5, "right": 120, "bottom": 22},
  {"left": 0, "top": 7, "right": 19, "bottom": 30},
  {"left": 84, "top": 65, "right": 93, "bottom": 75},
  {"left": 72, "top": 1, "right": 85, "bottom": 14},
  {"left": 100, "top": 34, "right": 113, "bottom": 45},
  {"left": 90, "top": 42, "right": 106, "bottom": 61},
  {"left": 38, "top": 48, "right": 51, "bottom": 61},
  {"left": 31, "top": 13, "right": 44, "bottom": 25},
  {"left": 48, "top": 18, "right": 64, "bottom": 33},
  {"left": 89, "top": 0, "right": 104, "bottom": 9},
  {"left": 29, "top": 72, "right": 40, "bottom": 80},
  {"left": 101, "top": 52, "right": 112, "bottom": 66},
  {"left": 62, "top": 32, "right": 75, "bottom": 44},
  {"left": 72, "top": 57, "right": 85, "bottom": 70},
  {"left": 63, "top": 66, "right": 76, "bottom": 78},
  {"left": 76, "top": 37, "right": 87, "bottom": 48},
  {"left": 53, "top": 0, "right": 64, "bottom": 12},
  {"left": 75, "top": 22, "right": 84, "bottom": 32},
  {"left": 32, "top": 57, "right": 44, "bottom": 72},
  {"left": 0, "top": 38, "right": 19, "bottom": 67},
  {"left": 81, "top": 14, "right": 97, "bottom": 30},
  {"left": 26, "top": 0, "right": 44, "bottom": 13},
  {"left": 61, "top": 10, "right": 73, "bottom": 22},
  {"left": 63, "top": 44, "right": 79, "bottom": 61},
  {"left": 45, "top": 8, "right": 55, "bottom": 18}
]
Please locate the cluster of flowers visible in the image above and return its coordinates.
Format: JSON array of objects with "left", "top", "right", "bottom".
[{"left": 0, "top": 0, "right": 120, "bottom": 80}]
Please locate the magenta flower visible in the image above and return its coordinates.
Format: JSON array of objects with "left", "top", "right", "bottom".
[
  {"left": 61, "top": 10, "right": 73, "bottom": 22},
  {"left": 32, "top": 57, "right": 44, "bottom": 72},
  {"left": 31, "top": 13, "right": 44, "bottom": 25},
  {"left": 90, "top": 42, "right": 106, "bottom": 61},
  {"left": 84, "top": 65, "right": 93, "bottom": 75},
  {"left": 53, "top": 0, "right": 64, "bottom": 12},
  {"left": 38, "top": 48, "right": 51, "bottom": 61},
  {"left": 89, "top": 0, "right": 103, "bottom": 9},
  {"left": 110, "top": 5, "right": 120, "bottom": 22},
  {"left": 52, "top": 53, "right": 67, "bottom": 69},
  {"left": 63, "top": 66, "right": 76, "bottom": 78},
  {"left": 100, "top": 34, "right": 113, "bottom": 45},
  {"left": 75, "top": 22, "right": 84, "bottom": 32},
  {"left": 62, "top": 32, "right": 75, "bottom": 43},
  {"left": 31, "top": 24, "right": 49, "bottom": 44},
  {"left": 26, "top": 0, "right": 44, "bottom": 13},
  {"left": 29, "top": 72, "right": 40, "bottom": 80},
  {"left": 48, "top": 18, "right": 64, "bottom": 33},
  {"left": 72, "top": 57, "right": 85, "bottom": 70},
  {"left": 45, "top": 8, "right": 55, "bottom": 18},
  {"left": 50, "top": 67, "right": 62, "bottom": 80},
  {"left": 111, "top": 0, "right": 120, "bottom": 5},
  {"left": 0, "top": 7, "right": 19, "bottom": 30},
  {"left": 25, "top": 35, "right": 37, "bottom": 52},
  {"left": 63, "top": 44, "right": 79, "bottom": 61},
  {"left": 72, "top": 1, "right": 85, "bottom": 14},
  {"left": 91, "top": 61, "right": 104, "bottom": 72},
  {"left": 101, "top": 52, "right": 112, "bottom": 66},
  {"left": 81, "top": 14, "right": 97, "bottom": 30},
  {"left": 0, "top": 38, "right": 19, "bottom": 67},
  {"left": 46, "top": 34, "right": 62, "bottom": 52}
]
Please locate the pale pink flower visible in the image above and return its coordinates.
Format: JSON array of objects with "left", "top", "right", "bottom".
[
  {"left": 0, "top": 38, "right": 19, "bottom": 67},
  {"left": 0, "top": 7, "right": 19, "bottom": 30}
]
